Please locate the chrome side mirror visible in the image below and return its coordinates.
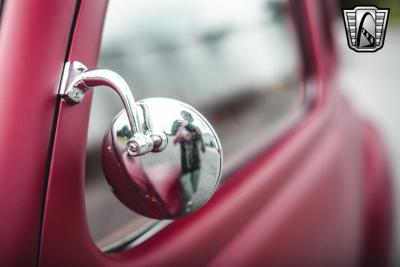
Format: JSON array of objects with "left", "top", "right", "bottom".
[{"left": 60, "top": 61, "right": 222, "bottom": 219}]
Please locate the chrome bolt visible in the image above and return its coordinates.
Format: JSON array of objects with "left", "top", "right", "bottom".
[
  {"left": 127, "top": 141, "right": 139, "bottom": 154},
  {"left": 150, "top": 134, "right": 162, "bottom": 147},
  {"left": 66, "top": 87, "right": 85, "bottom": 104},
  {"left": 150, "top": 132, "right": 168, "bottom": 153}
]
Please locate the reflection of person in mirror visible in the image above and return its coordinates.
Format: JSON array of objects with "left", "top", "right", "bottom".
[{"left": 172, "top": 111, "right": 206, "bottom": 202}]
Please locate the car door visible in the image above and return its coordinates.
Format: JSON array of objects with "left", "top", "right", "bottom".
[
  {"left": 0, "top": 1, "right": 88, "bottom": 266},
  {"left": 6, "top": 0, "right": 366, "bottom": 266}
]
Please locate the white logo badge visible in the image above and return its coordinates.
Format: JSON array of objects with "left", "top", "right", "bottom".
[{"left": 343, "top": 6, "right": 389, "bottom": 52}]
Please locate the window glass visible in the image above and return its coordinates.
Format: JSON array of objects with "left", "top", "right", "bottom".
[{"left": 86, "top": 0, "right": 304, "bottom": 248}]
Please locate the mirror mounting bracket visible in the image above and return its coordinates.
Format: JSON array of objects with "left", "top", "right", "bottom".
[{"left": 58, "top": 61, "right": 166, "bottom": 156}]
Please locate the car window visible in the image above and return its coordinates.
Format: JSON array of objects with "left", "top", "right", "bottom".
[{"left": 85, "top": 0, "right": 305, "bottom": 249}]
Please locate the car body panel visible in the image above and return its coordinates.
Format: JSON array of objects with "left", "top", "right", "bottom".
[
  {"left": 0, "top": 1, "right": 76, "bottom": 266},
  {"left": 40, "top": 0, "right": 391, "bottom": 266},
  {"left": 360, "top": 121, "right": 392, "bottom": 267},
  {"left": 0, "top": 0, "right": 391, "bottom": 266},
  {"left": 39, "top": 70, "right": 369, "bottom": 267}
]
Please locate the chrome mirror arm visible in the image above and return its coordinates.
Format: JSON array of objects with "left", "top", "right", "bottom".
[
  {"left": 59, "top": 61, "right": 165, "bottom": 156},
  {"left": 79, "top": 69, "right": 140, "bottom": 136}
]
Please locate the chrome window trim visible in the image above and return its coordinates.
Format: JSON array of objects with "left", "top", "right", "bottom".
[{"left": 102, "top": 220, "right": 171, "bottom": 253}]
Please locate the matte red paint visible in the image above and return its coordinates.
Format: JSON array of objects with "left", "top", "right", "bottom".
[
  {"left": 37, "top": 1, "right": 393, "bottom": 267},
  {"left": 0, "top": 1, "right": 76, "bottom": 266},
  {"left": 40, "top": 79, "right": 369, "bottom": 266},
  {"left": 0, "top": 0, "right": 388, "bottom": 266},
  {"left": 359, "top": 122, "right": 393, "bottom": 267}
]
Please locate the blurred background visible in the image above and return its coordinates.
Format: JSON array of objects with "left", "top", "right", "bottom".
[
  {"left": 339, "top": 0, "right": 400, "bottom": 265},
  {"left": 84, "top": 0, "right": 400, "bottom": 263}
]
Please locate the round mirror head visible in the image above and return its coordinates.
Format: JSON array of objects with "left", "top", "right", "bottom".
[{"left": 102, "top": 98, "right": 222, "bottom": 219}]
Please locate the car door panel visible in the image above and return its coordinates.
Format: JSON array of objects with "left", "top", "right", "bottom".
[
  {"left": 39, "top": 71, "right": 365, "bottom": 267},
  {"left": 35, "top": 0, "right": 390, "bottom": 267},
  {"left": 0, "top": 0, "right": 77, "bottom": 266}
]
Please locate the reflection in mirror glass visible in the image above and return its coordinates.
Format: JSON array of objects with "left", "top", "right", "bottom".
[
  {"left": 102, "top": 99, "right": 222, "bottom": 219},
  {"left": 85, "top": 0, "right": 304, "bottom": 249}
]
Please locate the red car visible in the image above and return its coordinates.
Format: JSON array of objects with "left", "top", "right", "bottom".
[{"left": 0, "top": 0, "right": 393, "bottom": 266}]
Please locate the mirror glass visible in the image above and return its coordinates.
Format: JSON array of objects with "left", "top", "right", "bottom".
[{"left": 102, "top": 98, "right": 222, "bottom": 219}]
